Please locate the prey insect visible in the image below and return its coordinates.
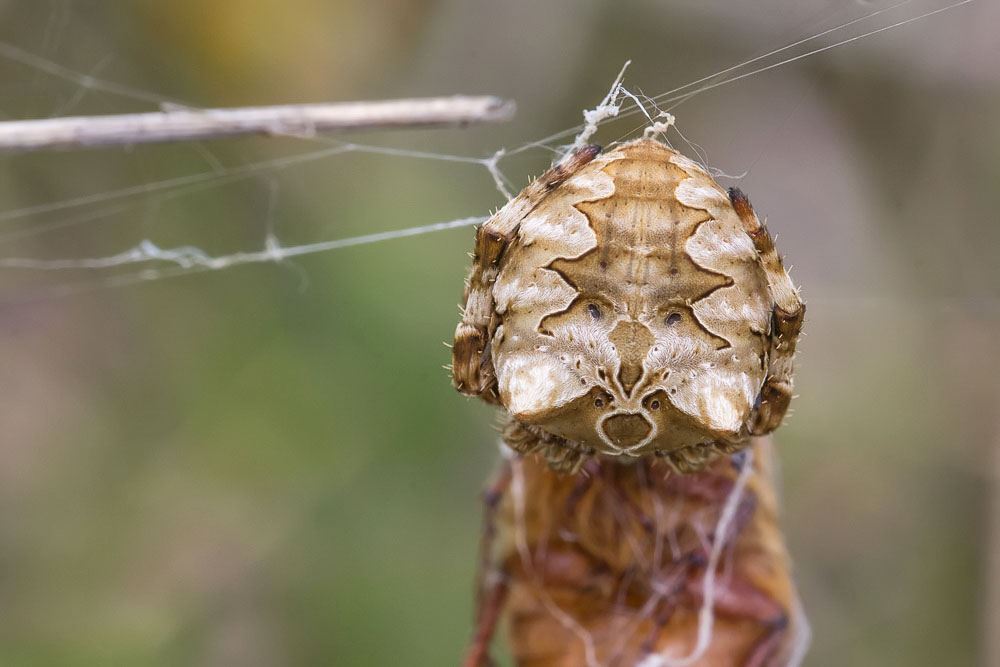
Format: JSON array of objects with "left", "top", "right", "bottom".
[{"left": 452, "top": 136, "right": 806, "bottom": 666}]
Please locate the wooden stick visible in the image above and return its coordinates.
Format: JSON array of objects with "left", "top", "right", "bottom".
[{"left": 0, "top": 96, "right": 516, "bottom": 152}]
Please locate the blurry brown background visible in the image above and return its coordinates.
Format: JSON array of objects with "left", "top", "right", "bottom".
[{"left": 0, "top": 1, "right": 998, "bottom": 665}]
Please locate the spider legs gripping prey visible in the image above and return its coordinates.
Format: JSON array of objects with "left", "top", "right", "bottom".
[
  {"left": 452, "top": 145, "right": 602, "bottom": 404},
  {"left": 728, "top": 187, "right": 805, "bottom": 435}
]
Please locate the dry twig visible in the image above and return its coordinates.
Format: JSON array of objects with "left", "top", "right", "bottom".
[{"left": 0, "top": 95, "right": 516, "bottom": 152}]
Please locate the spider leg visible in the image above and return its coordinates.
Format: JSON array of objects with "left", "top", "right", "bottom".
[
  {"left": 728, "top": 187, "right": 805, "bottom": 435},
  {"left": 500, "top": 420, "right": 593, "bottom": 474},
  {"left": 452, "top": 145, "right": 602, "bottom": 404}
]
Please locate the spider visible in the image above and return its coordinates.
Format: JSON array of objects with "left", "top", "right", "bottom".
[{"left": 452, "top": 136, "right": 804, "bottom": 474}]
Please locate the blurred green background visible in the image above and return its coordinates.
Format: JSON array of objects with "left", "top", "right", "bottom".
[{"left": 0, "top": 1, "right": 998, "bottom": 665}]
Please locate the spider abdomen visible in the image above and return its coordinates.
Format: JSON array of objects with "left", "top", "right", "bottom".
[{"left": 491, "top": 139, "right": 774, "bottom": 464}]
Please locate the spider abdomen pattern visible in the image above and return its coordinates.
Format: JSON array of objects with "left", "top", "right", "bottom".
[{"left": 453, "top": 138, "right": 803, "bottom": 473}]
